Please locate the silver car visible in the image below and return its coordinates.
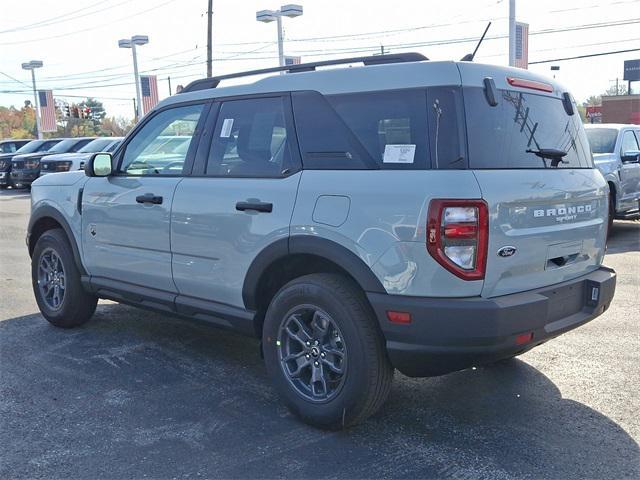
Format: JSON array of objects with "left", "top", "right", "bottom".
[
  {"left": 27, "top": 53, "right": 616, "bottom": 428},
  {"left": 585, "top": 124, "right": 640, "bottom": 227}
]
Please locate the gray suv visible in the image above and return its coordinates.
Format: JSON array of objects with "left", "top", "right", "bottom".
[{"left": 27, "top": 54, "right": 616, "bottom": 428}]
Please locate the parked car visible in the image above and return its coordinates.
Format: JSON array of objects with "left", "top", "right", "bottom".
[
  {"left": 585, "top": 124, "right": 640, "bottom": 228},
  {"left": 0, "top": 139, "right": 63, "bottom": 189},
  {"left": 0, "top": 139, "right": 31, "bottom": 154},
  {"left": 28, "top": 54, "right": 616, "bottom": 428},
  {"left": 11, "top": 137, "right": 95, "bottom": 188},
  {"left": 40, "top": 137, "right": 123, "bottom": 176}
]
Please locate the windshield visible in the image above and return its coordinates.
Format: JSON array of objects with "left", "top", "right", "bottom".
[
  {"left": 78, "top": 138, "right": 118, "bottom": 153},
  {"left": 464, "top": 88, "right": 592, "bottom": 168},
  {"left": 106, "top": 140, "right": 122, "bottom": 152},
  {"left": 15, "top": 140, "right": 58, "bottom": 154},
  {"left": 47, "top": 139, "right": 79, "bottom": 153},
  {"left": 585, "top": 128, "right": 618, "bottom": 154}
]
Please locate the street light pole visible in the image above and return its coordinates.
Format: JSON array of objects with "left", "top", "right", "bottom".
[
  {"left": 118, "top": 35, "right": 149, "bottom": 121},
  {"left": 131, "top": 43, "right": 142, "bottom": 120},
  {"left": 276, "top": 14, "right": 284, "bottom": 67},
  {"left": 22, "top": 61, "right": 44, "bottom": 139},
  {"left": 256, "top": 5, "right": 303, "bottom": 70}
]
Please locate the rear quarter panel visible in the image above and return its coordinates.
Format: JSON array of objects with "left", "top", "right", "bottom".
[{"left": 291, "top": 170, "right": 484, "bottom": 297}]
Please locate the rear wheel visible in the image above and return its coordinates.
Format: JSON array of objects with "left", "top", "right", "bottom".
[
  {"left": 262, "top": 273, "right": 393, "bottom": 429},
  {"left": 31, "top": 229, "right": 97, "bottom": 328}
]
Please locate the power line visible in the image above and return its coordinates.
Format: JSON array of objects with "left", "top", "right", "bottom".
[
  {"left": 529, "top": 47, "right": 640, "bottom": 64},
  {"left": 0, "top": 0, "right": 117, "bottom": 34},
  {"left": 0, "top": 0, "right": 179, "bottom": 46}
]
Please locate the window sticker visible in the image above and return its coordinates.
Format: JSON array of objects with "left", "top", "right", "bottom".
[
  {"left": 220, "top": 118, "right": 234, "bottom": 138},
  {"left": 383, "top": 144, "right": 416, "bottom": 164}
]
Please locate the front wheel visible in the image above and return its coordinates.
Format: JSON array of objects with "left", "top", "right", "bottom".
[
  {"left": 31, "top": 229, "right": 97, "bottom": 328},
  {"left": 262, "top": 273, "right": 393, "bottom": 429}
]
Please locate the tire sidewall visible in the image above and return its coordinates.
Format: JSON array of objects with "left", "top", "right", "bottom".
[
  {"left": 263, "top": 278, "right": 373, "bottom": 427},
  {"left": 31, "top": 230, "right": 81, "bottom": 324}
]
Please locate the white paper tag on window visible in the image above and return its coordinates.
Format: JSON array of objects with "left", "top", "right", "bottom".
[
  {"left": 383, "top": 144, "right": 416, "bottom": 164},
  {"left": 220, "top": 118, "right": 234, "bottom": 138}
]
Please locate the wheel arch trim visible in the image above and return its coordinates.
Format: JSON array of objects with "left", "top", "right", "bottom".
[
  {"left": 242, "top": 235, "right": 386, "bottom": 311},
  {"left": 28, "top": 205, "right": 87, "bottom": 276}
]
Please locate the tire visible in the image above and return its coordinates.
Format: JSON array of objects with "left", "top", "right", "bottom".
[
  {"left": 262, "top": 273, "right": 393, "bottom": 429},
  {"left": 31, "top": 228, "right": 97, "bottom": 328}
]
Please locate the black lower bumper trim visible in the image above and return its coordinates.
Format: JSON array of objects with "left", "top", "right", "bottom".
[{"left": 367, "top": 267, "right": 616, "bottom": 377}]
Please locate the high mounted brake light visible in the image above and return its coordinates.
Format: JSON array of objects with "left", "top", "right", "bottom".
[
  {"left": 506, "top": 77, "right": 554, "bottom": 93},
  {"left": 427, "top": 199, "right": 488, "bottom": 281}
]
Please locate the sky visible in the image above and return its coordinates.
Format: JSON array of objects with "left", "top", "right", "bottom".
[{"left": 1, "top": 0, "right": 639, "bottom": 120}]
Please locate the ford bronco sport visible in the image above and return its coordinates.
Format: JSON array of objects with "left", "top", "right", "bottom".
[{"left": 28, "top": 53, "right": 616, "bottom": 428}]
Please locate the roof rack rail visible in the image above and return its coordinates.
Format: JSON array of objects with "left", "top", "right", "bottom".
[{"left": 180, "top": 52, "right": 428, "bottom": 93}]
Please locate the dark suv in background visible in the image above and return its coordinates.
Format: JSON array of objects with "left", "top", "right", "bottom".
[
  {"left": 11, "top": 137, "right": 94, "bottom": 188},
  {"left": 0, "top": 139, "right": 31, "bottom": 154},
  {"left": 0, "top": 139, "right": 61, "bottom": 189}
]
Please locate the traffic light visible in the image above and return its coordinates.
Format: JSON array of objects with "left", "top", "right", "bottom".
[{"left": 63, "top": 105, "right": 70, "bottom": 118}]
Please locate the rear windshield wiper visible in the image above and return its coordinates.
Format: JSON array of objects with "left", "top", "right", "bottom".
[{"left": 526, "top": 148, "right": 568, "bottom": 168}]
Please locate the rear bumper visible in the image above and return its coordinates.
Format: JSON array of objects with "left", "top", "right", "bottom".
[{"left": 367, "top": 266, "right": 616, "bottom": 377}]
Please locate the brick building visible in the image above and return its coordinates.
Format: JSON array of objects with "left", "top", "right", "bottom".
[{"left": 601, "top": 94, "right": 640, "bottom": 124}]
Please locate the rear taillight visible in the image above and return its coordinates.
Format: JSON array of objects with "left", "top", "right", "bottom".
[{"left": 427, "top": 199, "right": 488, "bottom": 280}]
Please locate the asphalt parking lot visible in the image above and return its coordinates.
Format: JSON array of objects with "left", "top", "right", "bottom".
[{"left": 1, "top": 188, "right": 638, "bottom": 479}]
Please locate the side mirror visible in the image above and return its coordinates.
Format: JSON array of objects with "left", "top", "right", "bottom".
[
  {"left": 621, "top": 150, "right": 640, "bottom": 163},
  {"left": 85, "top": 153, "right": 113, "bottom": 177}
]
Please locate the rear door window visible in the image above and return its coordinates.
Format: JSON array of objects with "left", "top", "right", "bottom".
[
  {"left": 464, "top": 88, "right": 591, "bottom": 168},
  {"left": 206, "top": 96, "right": 297, "bottom": 177},
  {"left": 292, "top": 89, "right": 429, "bottom": 170}
]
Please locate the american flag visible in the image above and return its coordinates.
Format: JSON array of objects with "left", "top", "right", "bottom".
[
  {"left": 515, "top": 22, "right": 529, "bottom": 69},
  {"left": 140, "top": 75, "right": 159, "bottom": 114},
  {"left": 284, "top": 56, "right": 301, "bottom": 66},
  {"left": 38, "top": 90, "right": 57, "bottom": 132}
]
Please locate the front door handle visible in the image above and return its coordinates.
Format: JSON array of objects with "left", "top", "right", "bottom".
[
  {"left": 136, "top": 193, "right": 163, "bottom": 205},
  {"left": 235, "top": 201, "right": 273, "bottom": 213}
]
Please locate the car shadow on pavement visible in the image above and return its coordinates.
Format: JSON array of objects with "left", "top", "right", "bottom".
[
  {"left": 1, "top": 304, "right": 638, "bottom": 480},
  {"left": 606, "top": 220, "right": 640, "bottom": 255}
]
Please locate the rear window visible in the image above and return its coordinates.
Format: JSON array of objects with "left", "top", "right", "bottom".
[
  {"left": 464, "top": 88, "right": 592, "bottom": 168},
  {"left": 292, "top": 89, "right": 429, "bottom": 169},
  {"left": 585, "top": 128, "right": 618, "bottom": 154}
]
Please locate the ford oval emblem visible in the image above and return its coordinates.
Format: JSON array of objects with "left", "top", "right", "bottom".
[{"left": 497, "top": 246, "right": 517, "bottom": 257}]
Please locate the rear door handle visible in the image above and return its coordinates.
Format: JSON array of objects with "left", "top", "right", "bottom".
[
  {"left": 235, "top": 201, "right": 273, "bottom": 213},
  {"left": 136, "top": 193, "right": 163, "bottom": 205}
]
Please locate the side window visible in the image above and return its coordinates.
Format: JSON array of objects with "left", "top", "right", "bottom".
[
  {"left": 206, "top": 97, "right": 294, "bottom": 177},
  {"left": 2, "top": 143, "right": 17, "bottom": 153},
  {"left": 293, "top": 89, "right": 429, "bottom": 170},
  {"left": 120, "top": 103, "right": 204, "bottom": 176},
  {"left": 620, "top": 130, "right": 640, "bottom": 154}
]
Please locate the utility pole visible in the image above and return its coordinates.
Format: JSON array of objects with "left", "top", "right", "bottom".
[
  {"left": 508, "top": 0, "right": 516, "bottom": 67},
  {"left": 168, "top": 76, "right": 172, "bottom": 96},
  {"left": 207, "top": 0, "right": 213, "bottom": 77}
]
